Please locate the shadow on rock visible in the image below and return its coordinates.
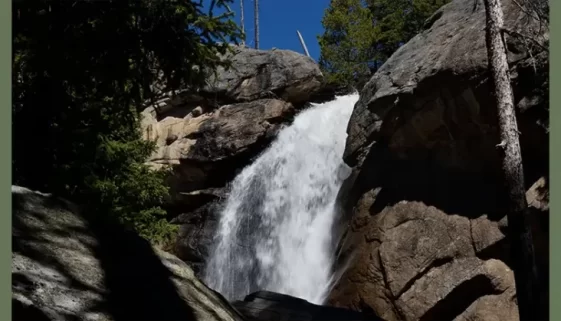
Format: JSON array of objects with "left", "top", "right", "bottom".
[{"left": 12, "top": 187, "right": 242, "bottom": 321}]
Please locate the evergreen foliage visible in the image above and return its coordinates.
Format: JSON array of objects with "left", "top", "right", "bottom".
[
  {"left": 13, "top": 0, "right": 242, "bottom": 245},
  {"left": 318, "top": 0, "right": 449, "bottom": 89}
]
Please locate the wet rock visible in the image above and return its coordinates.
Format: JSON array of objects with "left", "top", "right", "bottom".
[{"left": 172, "top": 200, "right": 224, "bottom": 273}]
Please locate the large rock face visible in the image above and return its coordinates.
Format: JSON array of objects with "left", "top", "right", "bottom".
[
  {"left": 327, "top": 0, "right": 549, "bottom": 320},
  {"left": 12, "top": 186, "right": 245, "bottom": 321},
  {"left": 149, "top": 46, "right": 326, "bottom": 112},
  {"left": 140, "top": 46, "right": 328, "bottom": 271},
  {"left": 202, "top": 47, "right": 324, "bottom": 105}
]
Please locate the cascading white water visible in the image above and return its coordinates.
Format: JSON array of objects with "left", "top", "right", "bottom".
[{"left": 203, "top": 93, "right": 359, "bottom": 305}]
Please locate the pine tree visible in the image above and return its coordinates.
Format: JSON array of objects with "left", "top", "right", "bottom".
[
  {"left": 366, "top": 0, "right": 448, "bottom": 59},
  {"left": 318, "top": 0, "right": 449, "bottom": 89},
  {"left": 318, "top": 0, "right": 379, "bottom": 90},
  {"left": 12, "top": 0, "right": 242, "bottom": 245}
]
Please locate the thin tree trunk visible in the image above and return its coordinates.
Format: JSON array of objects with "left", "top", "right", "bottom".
[
  {"left": 482, "top": 0, "right": 540, "bottom": 320},
  {"left": 240, "top": 0, "right": 245, "bottom": 47},
  {"left": 254, "top": 0, "right": 259, "bottom": 49}
]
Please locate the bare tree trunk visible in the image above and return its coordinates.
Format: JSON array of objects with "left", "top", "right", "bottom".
[
  {"left": 240, "top": 0, "right": 245, "bottom": 47},
  {"left": 254, "top": 0, "right": 259, "bottom": 49},
  {"left": 296, "top": 30, "right": 311, "bottom": 57},
  {"left": 482, "top": 0, "right": 540, "bottom": 320}
]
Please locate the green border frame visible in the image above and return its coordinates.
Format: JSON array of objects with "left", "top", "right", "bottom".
[
  {"left": 2, "top": 1, "right": 558, "bottom": 321},
  {"left": 2, "top": 0, "right": 12, "bottom": 320}
]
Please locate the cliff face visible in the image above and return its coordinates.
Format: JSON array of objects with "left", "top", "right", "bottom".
[{"left": 327, "top": 0, "right": 549, "bottom": 320}]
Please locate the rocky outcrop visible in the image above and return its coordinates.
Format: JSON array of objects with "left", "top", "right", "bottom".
[
  {"left": 141, "top": 97, "right": 294, "bottom": 270},
  {"left": 203, "top": 47, "right": 324, "bottom": 105},
  {"left": 12, "top": 186, "right": 245, "bottom": 321},
  {"left": 149, "top": 46, "right": 325, "bottom": 113},
  {"left": 327, "top": 0, "right": 549, "bottom": 320},
  {"left": 140, "top": 46, "right": 329, "bottom": 268},
  {"left": 328, "top": 200, "right": 525, "bottom": 321},
  {"left": 142, "top": 98, "right": 295, "bottom": 198}
]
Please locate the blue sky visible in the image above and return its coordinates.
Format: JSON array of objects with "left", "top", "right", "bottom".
[{"left": 203, "top": 0, "right": 331, "bottom": 61}]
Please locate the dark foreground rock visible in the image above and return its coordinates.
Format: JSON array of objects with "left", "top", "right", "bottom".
[
  {"left": 12, "top": 186, "right": 244, "bottom": 321},
  {"left": 233, "top": 291, "right": 382, "bottom": 321},
  {"left": 327, "top": 0, "right": 549, "bottom": 320},
  {"left": 140, "top": 46, "right": 331, "bottom": 268}
]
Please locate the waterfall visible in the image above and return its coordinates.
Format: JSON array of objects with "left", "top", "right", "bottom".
[{"left": 203, "top": 94, "right": 359, "bottom": 304}]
